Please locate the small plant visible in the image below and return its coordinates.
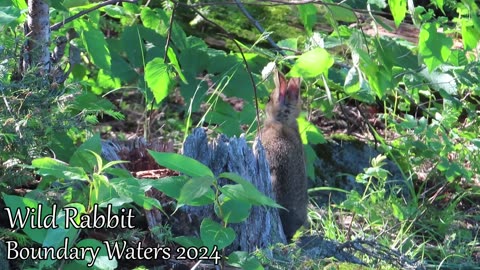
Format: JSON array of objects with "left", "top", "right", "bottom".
[{"left": 148, "top": 150, "right": 281, "bottom": 268}]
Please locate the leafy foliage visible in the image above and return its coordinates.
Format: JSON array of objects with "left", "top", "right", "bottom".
[{"left": 1, "top": 0, "right": 480, "bottom": 268}]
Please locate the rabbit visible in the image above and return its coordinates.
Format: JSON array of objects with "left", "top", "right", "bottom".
[{"left": 261, "top": 70, "right": 308, "bottom": 240}]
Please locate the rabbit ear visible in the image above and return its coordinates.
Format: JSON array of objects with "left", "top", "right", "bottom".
[
  {"left": 287, "top": 77, "right": 301, "bottom": 99},
  {"left": 274, "top": 70, "right": 288, "bottom": 95}
]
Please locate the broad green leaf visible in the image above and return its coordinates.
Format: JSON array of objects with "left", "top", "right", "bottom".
[
  {"left": 173, "top": 236, "right": 203, "bottom": 248},
  {"left": 178, "top": 176, "right": 215, "bottom": 205},
  {"left": 388, "top": 0, "right": 407, "bottom": 27},
  {"left": 32, "top": 157, "right": 88, "bottom": 181},
  {"left": 2, "top": 195, "right": 48, "bottom": 243},
  {"left": 109, "top": 177, "right": 162, "bottom": 210},
  {"left": 432, "top": 0, "right": 444, "bottom": 13},
  {"left": 419, "top": 68, "right": 457, "bottom": 95},
  {"left": 461, "top": 16, "right": 480, "bottom": 50},
  {"left": 141, "top": 176, "right": 189, "bottom": 200},
  {"left": 96, "top": 69, "right": 120, "bottom": 90},
  {"left": 11, "top": 0, "right": 28, "bottom": 9},
  {"left": 49, "top": 131, "right": 76, "bottom": 162},
  {"left": 298, "top": 116, "right": 325, "bottom": 145},
  {"left": 418, "top": 23, "right": 453, "bottom": 72},
  {"left": 71, "top": 92, "right": 123, "bottom": 120},
  {"left": 102, "top": 5, "right": 126, "bottom": 18},
  {"left": 289, "top": 48, "right": 334, "bottom": 78},
  {"left": 228, "top": 251, "right": 264, "bottom": 270},
  {"left": 121, "top": 26, "right": 144, "bottom": 68},
  {"left": 297, "top": 4, "right": 317, "bottom": 34},
  {"left": 0, "top": 6, "right": 20, "bottom": 25},
  {"left": 204, "top": 97, "right": 243, "bottom": 136},
  {"left": 145, "top": 58, "right": 171, "bottom": 104},
  {"left": 76, "top": 239, "right": 117, "bottom": 269},
  {"left": 167, "top": 47, "right": 187, "bottom": 83},
  {"left": 277, "top": 38, "right": 298, "bottom": 56},
  {"left": 81, "top": 23, "right": 111, "bottom": 71},
  {"left": 200, "top": 218, "right": 235, "bottom": 250},
  {"left": 366, "top": 67, "right": 392, "bottom": 99},
  {"left": 304, "top": 145, "right": 316, "bottom": 180},
  {"left": 63, "top": 0, "right": 88, "bottom": 9},
  {"left": 90, "top": 173, "right": 114, "bottom": 206},
  {"left": 69, "top": 134, "right": 102, "bottom": 172},
  {"left": 344, "top": 67, "right": 361, "bottom": 94},
  {"left": 40, "top": 204, "right": 83, "bottom": 268},
  {"left": 148, "top": 151, "right": 214, "bottom": 178},
  {"left": 218, "top": 173, "right": 282, "bottom": 208},
  {"left": 215, "top": 195, "right": 251, "bottom": 224},
  {"left": 141, "top": 7, "right": 166, "bottom": 33},
  {"left": 328, "top": 5, "right": 357, "bottom": 23}
]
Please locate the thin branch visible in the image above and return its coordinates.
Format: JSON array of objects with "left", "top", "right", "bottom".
[
  {"left": 50, "top": 0, "right": 138, "bottom": 32},
  {"left": 163, "top": 2, "right": 177, "bottom": 63},
  {"left": 172, "top": 1, "right": 262, "bottom": 134},
  {"left": 233, "top": 0, "right": 286, "bottom": 56}
]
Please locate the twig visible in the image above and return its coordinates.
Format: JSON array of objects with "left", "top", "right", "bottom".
[
  {"left": 233, "top": 0, "right": 286, "bottom": 56},
  {"left": 339, "top": 238, "right": 424, "bottom": 269},
  {"left": 163, "top": 2, "right": 177, "bottom": 63},
  {"left": 50, "top": 0, "right": 138, "bottom": 32},
  {"left": 171, "top": 0, "right": 262, "bottom": 134}
]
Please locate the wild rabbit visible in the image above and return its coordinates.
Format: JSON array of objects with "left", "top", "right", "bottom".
[{"left": 261, "top": 70, "right": 308, "bottom": 240}]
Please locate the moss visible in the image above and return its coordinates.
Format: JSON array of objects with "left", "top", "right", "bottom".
[{"left": 178, "top": 4, "right": 304, "bottom": 51}]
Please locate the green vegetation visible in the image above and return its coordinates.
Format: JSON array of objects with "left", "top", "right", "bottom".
[{"left": 1, "top": 0, "right": 479, "bottom": 269}]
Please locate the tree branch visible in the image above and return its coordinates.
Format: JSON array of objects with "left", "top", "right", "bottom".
[{"left": 50, "top": 0, "right": 138, "bottom": 32}]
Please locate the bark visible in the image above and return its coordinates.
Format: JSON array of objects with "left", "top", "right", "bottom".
[
  {"left": 182, "top": 128, "right": 286, "bottom": 252},
  {"left": 24, "top": 0, "right": 50, "bottom": 74}
]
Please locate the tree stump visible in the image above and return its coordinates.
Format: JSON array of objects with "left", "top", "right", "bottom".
[{"left": 182, "top": 128, "right": 286, "bottom": 251}]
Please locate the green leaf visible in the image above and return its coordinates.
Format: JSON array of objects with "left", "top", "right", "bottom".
[
  {"left": 32, "top": 157, "right": 88, "bottom": 181},
  {"left": 148, "top": 151, "right": 214, "bottom": 178},
  {"left": 218, "top": 173, "right": 282, "bottom": 208},
  {"left": 71, "top": 91, "right": 123, "bottom": 120},
  {"left": 297, "top": 4, "right": 317, "bottom": 34},
  {"left": 277, "top": 38, "right": 298, "bottom": 56},
  {"left": 391, "top": 201, "right": 405, "bottom": 221},
  {"left": 69, "top": 134, "right": 102, "bottom": 172},
  {"left": 49, "top": 132, "right": 76, "bottom": 162},
  {"left": 289, "top": 48, "right": 334, "bottom": 78},
  {"left": 215, "top": 195, "right": 251, "bottom": 224},
  {"left": 76, "top": 239, "right": 117, "bottom": 269},
  {"left": 388, "top": 0, "right": 407, "bottom": 27},
  {"left": 81, "top": 22, "right": 111, "bottom": 71},
  {"left": 297, "top": 116, "right": 325, "bottom": 145},
  {"left": 145, "top": 58, "right": 172, "bottom": 104},
  {"left": 141, "top": 176, "right": 189, "bottom": 200},
  {"left": 40, "top": 204, "right": 83, "bottom": 268},
  {"left": 461, "top": 16, "right": 480, "bottom": 51},
  {"left": 109, "top": 177, "right": 163, "bottom": 211},
  {"left": 0, "top": 6, "right": 20, "bottom": 26},
  {"left": 121, "top": 26, "right": 144, "bottom": 68},
  {"left": 204, "top": 97, "right": 243, "bottom": 136},
  {"left": 63, "top": 0, "right": 88, "bottom": 9},
  {"left": 167, "top": 47, "right": 187, "bottom": 83},
  {"left": 418, "top": 23, "right": 453, "bottom": 72},
  {"left": 173, "top": 236, "right": 203, "bottom": 248},
  {"left": 328, "top": 4, "right": 357, "bottom": 23},
  {"left": 200, "top": 218, "right": 235, "bottom": 250},
  {"left": 304, "top": 145, "right": 316, "bottom": 180},
  {"left": 178, "top": 176, "right": 215, "bottom": 206},
  {"left": 2, "top": 195, "right": 48, "bottom": 243},
  {"left": 228, "top": 251, "right": 264, "bottom": 270}
]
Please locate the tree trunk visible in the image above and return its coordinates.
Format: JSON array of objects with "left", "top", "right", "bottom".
[
  {"left": 182, "top": 128, "right": 286, "bottom": 251},
  {"left": 24, "top": 0, "right": 50, "bottom": 74}
]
